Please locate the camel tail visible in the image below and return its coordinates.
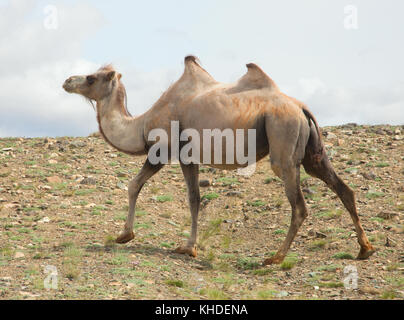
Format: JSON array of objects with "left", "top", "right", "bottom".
[{"left": 302, "top": 107, "right": 325, "bottom": 163}]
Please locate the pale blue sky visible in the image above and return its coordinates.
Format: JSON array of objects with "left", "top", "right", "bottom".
[{"left": 0, "top": 0, "right": 403, "bottom": 137}]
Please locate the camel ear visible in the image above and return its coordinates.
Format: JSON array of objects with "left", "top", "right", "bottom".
[
  {"left": 106, "top": 71, "right": 116, "bottom": 81},
  {"left": 117, "top": 73, "right": 122, "bottom": 80}
]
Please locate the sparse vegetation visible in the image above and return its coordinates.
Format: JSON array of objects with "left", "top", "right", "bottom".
[
  {"left": 332, "top": 252, "right": 354, "bottom": 260},
  {"left": 1, "top": 126, "right": 402, "bottom": 300}
]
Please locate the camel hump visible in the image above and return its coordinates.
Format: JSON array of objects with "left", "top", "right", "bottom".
[
  {"left": 237, "top": 63, "right": 278, "bottom": 91},
  {"left": 183, "top": 55, "right": 217, "bottom": 85},
  {"left": 185, "top": 55, "right": 198, "bottom": 63}
]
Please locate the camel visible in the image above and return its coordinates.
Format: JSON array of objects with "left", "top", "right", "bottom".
[{"left": 63, "top": 56, "right": 375, "bottom": 264}]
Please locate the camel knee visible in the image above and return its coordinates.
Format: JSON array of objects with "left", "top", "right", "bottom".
[
  {"left": 191, "top": 192, "right": 201, "bottom": 206},
  {"left": 128, "top": 179, "right": 142, "bottom": 197},
  {"left": 270, "top": 162, "right": 282, "bottom": 178},
  {"left": 294, "top": 208, "right": 308, "bottom": 226}
]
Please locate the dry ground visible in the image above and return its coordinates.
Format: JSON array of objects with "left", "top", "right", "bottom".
[{"left": 0, "top": 124, "right": 403, "bottom": 300}]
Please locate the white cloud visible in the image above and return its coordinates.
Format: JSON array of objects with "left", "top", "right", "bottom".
[
  {"left": 0, "top": 0, "right": 181, "bottom": 137},
  {"left": 0, "top": 1, "right": 402, "bottom": 138},
  {"left": 0, "top": 1, "right": 103, "bottom": 137},
  {"left": 283, "top": 78, "right": 404, "bottom": 126}
]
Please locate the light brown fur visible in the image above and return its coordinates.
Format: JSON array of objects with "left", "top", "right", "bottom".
[{"left": 63, "top": 56, "right": 375, "bottom": 263}]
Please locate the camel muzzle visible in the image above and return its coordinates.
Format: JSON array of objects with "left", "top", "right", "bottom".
[
  {"left": 63, "top": 77, "right": 74, "bottom": 92},
  {"left": 63, "top": 76, "right": 86, "bottom": 93}
]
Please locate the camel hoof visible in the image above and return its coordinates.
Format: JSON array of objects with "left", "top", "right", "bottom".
[
  {"left": 115, "top": 231, "right": 135, "bottom": 244},
  {"left": 356, "top": 246, "right": 376, "bottom": 260},
  {"left": 174, "top": 246, "right": 197, "bottom": 257},
  {"left": 263, "top": 256, "right": 284, "bottom": 266}
]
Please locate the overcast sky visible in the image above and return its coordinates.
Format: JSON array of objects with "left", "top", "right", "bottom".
[{"left": 0, "top": 0, "right": 403, "bottom": 137}]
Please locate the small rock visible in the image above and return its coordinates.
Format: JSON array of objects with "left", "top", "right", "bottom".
[
  {"left": 116, "top": 181, "right": 127, "bottom": 191},
  {"left": 302, "top": 188, "right": 315, "bottom": 195},
  {"left": 201, "top": 199, "right": 210, "bottom": 209},
  {"left": 326, "top": 132, "right": 337, "bottom": 140},
  {"left": 46, "top": 176, "right": 62, "bottom": 184},
  {"left": 38, "top": 217, "right": 50, "bottom": 224},
  {"left": 199, "top": 179, "right": 211, "bottom": 187},
  {"left": 0, "top": 277, "right": 12, "bottom": 282},
  {"left": 377, "top": 211, "right": 397, "bottom": 220},
  {"left": 362, "top": 172, "right": 376, "bottom": 180},
  {"left": 48, "top": 159, "right": 58, "bottom": 165},
  {"left": 336, "top": 139, "right": 345, "bottom": 146},
  {"left": 89, "top": 132, "right": 101, "bottom": 138},
  {"left": 70, "top": 141, "right": 86, "bottom": 148},
  {"left": 80, "top": 177, "right": 97, "bottom": 185},
  {"left": 385, "top": 237, "right": 396, "bottom": 247},
  {"left": 226, "top": 191, "right": 242, "bottom": 198},
  {"left": 4, "top": 202, "right": 20, "bottom": 209},
  {"left": 393, "top": 135, "right": 402, "bottom": 141},
  {"left": 315, "top": 232, "right": 327, "bottom": 239},
  {"left": 275, "top": 291, "right": 289, "bottom": 298},
  {"left": 14, "top": 252, "right": 25, "bottom": 259},
  {"left": 341, "top": 130, "right": 353, "bottom": 136},
  {"left": 117, "top": 172, "right": 128, "bottom": 178},
  {"left": 308, "top": 230, "right": 326, "bottom": 238}
]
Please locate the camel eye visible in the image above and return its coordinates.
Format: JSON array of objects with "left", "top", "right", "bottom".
[{"left": 87, "top": 75, "right": 96, "bottom": 85}]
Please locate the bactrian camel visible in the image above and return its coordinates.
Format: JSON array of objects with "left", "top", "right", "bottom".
[{"left": 63, "top": 56, "right": 375, "bottom": 264}]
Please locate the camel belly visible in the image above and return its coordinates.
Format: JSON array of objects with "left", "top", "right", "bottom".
[{"left": 177, "top": 115, "right": 269, "bottom": 168}]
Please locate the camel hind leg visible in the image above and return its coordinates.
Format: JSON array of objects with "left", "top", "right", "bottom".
[
  {"left": 264, "top": 163, "right": 308, "bottom": 265},
  {"left": 263, "top": 115, "right": 309, "bottom": 265},
  {"left": 302, "top": 147, "right": 375, "bottom": 259}
]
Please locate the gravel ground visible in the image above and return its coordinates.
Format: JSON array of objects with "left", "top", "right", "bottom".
[{"left": 0, "top": 124, "right": 403, "bottom": 300}]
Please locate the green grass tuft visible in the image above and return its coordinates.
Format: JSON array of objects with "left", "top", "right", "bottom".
[{"left": 332, "top": 252, "right": 354, "bottom": 260}]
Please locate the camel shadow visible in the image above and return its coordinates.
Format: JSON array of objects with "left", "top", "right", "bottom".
[{"left": 85, "top": 243, "right": 214, "bottom": 271}]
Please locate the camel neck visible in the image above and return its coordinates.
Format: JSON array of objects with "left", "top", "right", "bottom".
[{"left": 96, "top": 85, "right": 146, "bottom": 155}]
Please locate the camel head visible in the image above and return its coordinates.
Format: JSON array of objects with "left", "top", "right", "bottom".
[{"left": 63, "top": 65, "right": 122, "bottom": 101}]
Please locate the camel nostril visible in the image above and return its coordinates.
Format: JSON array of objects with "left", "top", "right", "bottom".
[{"left": 63, "top": 78, "right": 74, "bottom": 91}]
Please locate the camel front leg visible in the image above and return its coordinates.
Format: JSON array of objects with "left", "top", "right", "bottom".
[
  {"left": 116, "top": 160, "right": 163, "bottom": 244},
  {"left": 174, "top": 162, "right": 200, "bottom": 257}
]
